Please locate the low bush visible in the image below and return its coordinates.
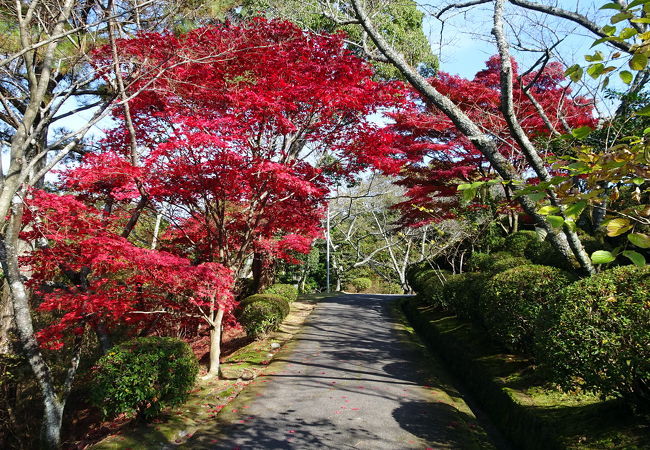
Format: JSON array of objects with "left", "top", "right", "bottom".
[
  {"left": 444, "top": 272, "right": 490, "bottom": 321},
  {"left": 238, "top": 300, "right": 287, "bottom": 337},
  {"left": 466, "top": 252, "right": 492, "bottom": 272},
  {"left": 503, "top": 230, "right": 540, "bottom": 257},
  {"left": 263, "top": 283, "right": 299, "bottom": 303},
  {"left": 91, "top": 337, "right": 198, "bottom": 420},
  {"left": 536, "top": 265, "right": 650, "bottom": 409},
  {"left": 488, "top": 255, "right": 531, "bottom": 274},
  {"left": 482, "top": 265, "right": 575, "bottom": 354},
  {"left": 238, "top": 294, "right": 290, "bottom": 317},
  {"left": 418, "top": 269, "right": 452, "bottom": 308},
  {"left": 350, "top": 277, "right": 372, "bottom": 292},
  {"left": 406, "top": 261, "right": 431, "bottom": 286},
  {"left": 410, "top": 268, "right": 436, "bottom": 292},
  {"left": 375, "top": 281, "right": 403, "bottom": 294}
]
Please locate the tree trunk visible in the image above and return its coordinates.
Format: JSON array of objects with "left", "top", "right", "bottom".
[
  {"left": 207, "top": 308, "right": 225, "bottom": 377},
  {"left": 350, "top": 0, "right": 591, "bottom": 274},
  {"left": 0, "top": 201, "right": 64, "bottom": 449},
  {"left": 41, "top": 396, "right": 64, "bottom": 450},
  {"left": 0, "top": 283, "right": 14, "bottom": 355},
  {"left": 251, "top": 251, "right": 272, "bottom": 294}
]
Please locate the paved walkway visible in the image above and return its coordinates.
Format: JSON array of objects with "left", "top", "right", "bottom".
[{"left": 184, "top": 294, "right": 498, "bottom": 449}]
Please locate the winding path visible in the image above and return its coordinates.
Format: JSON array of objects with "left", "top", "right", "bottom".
[{"left": 184, "top": 294, "right": 499, "bottom": 449}]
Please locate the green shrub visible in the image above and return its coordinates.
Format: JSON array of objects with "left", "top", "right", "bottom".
[
  {"left": 238, "top": 294, "right": 290, "bottom": 317},
  {"left": 466, "top": 252, "right": 492, "bottom": 272},
  {"left": 524, "top": 239, "right": 559, "bottom": 266},
  {"left": 488, "top": 255, "right": 531, "bottom": 274},
  {"left": 475, "top": 222, "right": 506, "bottom": 253},
  {"left": 482, "top": 265, "right": 575, "bottom": 354},
  {"left": 238, "top": 300, "right": 286, "bottom": 337},
  {"left": 444, "top": 272, "right": 490, "bottom": 321},
  {"left": 406, "top": 261, "right": 431, "bottom": 286},
  {"left": 350, "top": 277, "right": 372, "bottom": 292},
  {"left": 410, "top": 268, "right": 437, "bottom": 292},
  {"left": 418, "top": 270, "right": 452, "bottom": 308},
  {"left": 503, "top": 230, "right": 539, "bottom": 256},
  {"left": 535, "top": 265, "right": 650, "bottom": 409},
  {"left": 376, "top": 281, "right": 403, "bottom": 294},
  {"left": 263, "top": 283, "right": 298, "bottom": 303},
  {"left": 91, "top": 337, "right": 198, "bottom": 420}
]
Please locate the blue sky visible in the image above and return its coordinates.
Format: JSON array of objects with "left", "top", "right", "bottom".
[
  {"left": 423, "top": 1, "right": 604, "bottom": 76},
  {"left": 420, "top": 1, "right": 624, "bottom": 116}
]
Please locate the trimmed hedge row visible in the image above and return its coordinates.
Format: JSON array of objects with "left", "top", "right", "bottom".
[
  {"left": 536, "top": 265, "right": 650, "bottom": 408},
  {"left": 407, "top": 255, "right": 650, "bottom": 410}
]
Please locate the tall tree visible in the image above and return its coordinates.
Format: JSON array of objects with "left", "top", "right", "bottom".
[{"left": 64, "top": 18, "right": 411, "bottom": 376}]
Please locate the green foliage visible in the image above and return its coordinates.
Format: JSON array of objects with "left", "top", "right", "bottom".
[
  {"left": 240, "top": 0, "right": 438, "bottom": 80},
  {"left": 482, "top": 265, "right": 576, "bottom": 354},
  {"left": 91, "top": 337, "right": 198, "bottom": 420},
  {"left": 488, "top": 255, "right": 532, "bottom": 274},
  {"left": 262, "top": 283, "right": 299, "bottom": 303},
  {"left": 475, "top": 222, "right": 507, "bottom": 252},
  {"left": 375, "top": 281, "right": 404, "bottom": 294},
  {"left": 466, "top": 252, "right": 493, "bottom": 272},
  {"left": 350, "top": 277, "right": 372, "bottom": 292},
  {"left": 503, "top": 230, "right": 540, "bottom": 256},
  {"left": 443, "top": 272, "right": 489, "bottom": 321},
  {"left": 418, "top": 269, "right": 452, "bottom": 308},
  {"left": 406, "top": 261, "right": 432, "bottom": 287},
  {"left": 238, "top": 294, "right": 290, "bottom": 317},
  {"left": 536, "top": 265, "right": 650, "bottom": 408},
  {"left": 238, "top": 297, "right": 288, "bottom": 338}
]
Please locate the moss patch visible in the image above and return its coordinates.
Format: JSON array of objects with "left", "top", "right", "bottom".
[{"left": 402, "top": 297, "right": 650, "bottom": 450}]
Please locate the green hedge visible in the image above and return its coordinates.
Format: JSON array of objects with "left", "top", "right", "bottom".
[
  {"left": 503, "top": 230, "right": 540, "bottom": 256},
  {"left": 263, "top": 283, "right": 298, "bottom": 303},
  {"left": 482, "top": 265, "right": 575, "bottom": 354},
  {"left": 465, "top": 252, "right": 493, "bottom": 272},
  {"left": 350, "top": 277, "right": 372, "bottom": 292},
  {"left": 417, "top": 269, "right": 452, "bottom": 308},
  {"left": 488, "top": 255, "right": 531, "bottom": 274},
  {"left": 536, "top": 265, "right": 650, "bottom": 409},
  {"left": 91, "top": 337, "right": 198, "bottom": 420},
  {"left": 444, "top": 272, "right": 490, "bottom": 321},
  {"left": 401, "top": 298, "right": 563, "bottom": 450},
  {"left": 237, "top": 294, "right": 290, "bottom": 338},
  {"left": 238, "top": 294, "right": 290, "bottom": 317}
]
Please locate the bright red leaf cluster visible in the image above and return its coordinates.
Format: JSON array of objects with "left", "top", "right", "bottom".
[
  {"left": 25, "top": 19, "right": 415, "bottom": 349},
  {"left": 389, "top": 56, "right": 597, "bottom": 226},
  {"left": 23, "top": 190, "right": 233, "bottom": 349}
]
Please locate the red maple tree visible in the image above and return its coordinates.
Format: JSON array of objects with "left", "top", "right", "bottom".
[
  {"left": 31, "top": 19, "right": 413, "bottom": 375},
  {"left": 388, "top": 56, "right": 597, "bottom": 227}
]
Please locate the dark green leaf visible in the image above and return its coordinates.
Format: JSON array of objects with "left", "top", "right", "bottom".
[{"left": 622, "top": 250, "right": 646, "bottom": 266}]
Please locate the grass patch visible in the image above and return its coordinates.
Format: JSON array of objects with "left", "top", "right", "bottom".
[{"left": 402, "top": 297, "right": 650, "bottom": 450}]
